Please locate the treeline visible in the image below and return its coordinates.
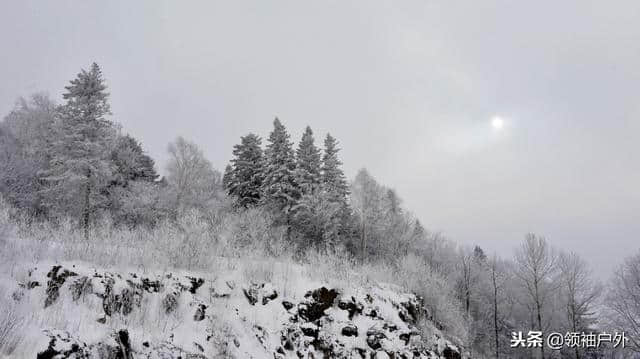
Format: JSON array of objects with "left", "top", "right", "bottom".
[
  {"left": 0, "top": 63, "right": 424, "bottom": 263},
  {"left": 1, "top": 63, "right": 638, "bottom": 357},
  {"left": 222, "top": 118, "right": 426, "bottom": 260}
]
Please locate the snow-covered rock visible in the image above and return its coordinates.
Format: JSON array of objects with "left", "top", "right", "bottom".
[{"left": 9, "top": 263, "right": 466, "bottom": 359}]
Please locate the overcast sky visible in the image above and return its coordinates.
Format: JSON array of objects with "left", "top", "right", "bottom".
[{"left": 1, "top": 1, "right": 639, "bottom": 278}]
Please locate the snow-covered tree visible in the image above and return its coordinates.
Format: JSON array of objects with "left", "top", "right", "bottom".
[
  {"left": 222, "top": 164, "right": 233, "bottom": 192},
  {"left": 321, "top": 133, "right": 348, "bottom": 203},
  {"left": 295, "top": 126, "right": 321, "bottom": 194},
  {"left": 607, "top": 250, "right": 640, "bottom": 352},
  {"left": 557, "top": 251, "right": 602, "bottom": 359},
  {"left": 106, "top": 134, "right": 159, "bottom": 226},
  {"left": 350, "top": 168, "right": 385, "bottom": 259},
  {"left": 228, "top": 133, "right": 264, "bottom": 207},
  {"left": 41, "top": 63, "right": 116, "bottom": 239},
  {"left": 165, "top": 136, "right": 221, "bottom": 216},
  {"left": 260, "top": 118, "right": 299, "bottom": 215},
  {"left": 0, "top": 93, "right": 56, "bottom": 216},
  {"left": 292, "top": 189, "right": 342, "bottom": 249},
  {"left": 110, "top": 134, "right": 158, "bottom": 186}
]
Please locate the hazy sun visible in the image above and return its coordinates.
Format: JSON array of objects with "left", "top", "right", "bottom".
[{"left": 491, "top": 116, "right": 504, "bottom": 130}]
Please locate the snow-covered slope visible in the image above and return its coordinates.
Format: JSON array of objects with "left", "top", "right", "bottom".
[{"left": 5, "top": 262, "right": 465, "bottom": 358}]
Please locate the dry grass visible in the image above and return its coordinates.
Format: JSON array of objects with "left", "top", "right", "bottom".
[{"left": 0, "top": 202, "right": 468, "bottom": 354}]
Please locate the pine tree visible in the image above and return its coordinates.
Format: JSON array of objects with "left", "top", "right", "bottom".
[
  {"left": 295, "top": 126, "right": 321, "bottom": 194},
  {"left": 321, "top": 133, "right": 349, "bottom": 204},
  {"left": 228, "top": 133, "right": 264, "bottom": 207},
  {"left": 321, "top": 133, "right": 351, "bottom": 240},
  {"left": 261, "top": 118, "right": 299, "bottom": 217},
  {"left": 110, "top": 134, "right": 158, "bottom": 185},
  {"left": 41, "top": 63, "right": 116, "bottom": 239},
  {"left": 222, "top": 164, "right": 233, "bottom": 192}
]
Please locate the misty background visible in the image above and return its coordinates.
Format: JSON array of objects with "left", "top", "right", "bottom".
[{"left": 1, "top": 1, "right": 638, "bottom": 279}]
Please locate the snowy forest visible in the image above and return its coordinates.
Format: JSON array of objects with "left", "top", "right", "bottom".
[{"left": 0, "top": 63, "right": 639, "bottom": 359}]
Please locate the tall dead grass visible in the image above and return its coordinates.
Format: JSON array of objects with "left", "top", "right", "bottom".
[{"left": 0, "top": 200, "right": 468, "bottom": 348}]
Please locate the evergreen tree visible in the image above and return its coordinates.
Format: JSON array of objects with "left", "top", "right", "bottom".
[
  {"left": 41, "top": 63, "right": 116, "bottom": 239},
  {"left": 295, "top": 126, "right": 321, "bottom": 194},
  {"left": 261, "top": 118, "right": 299, "bottom": 216},
  {"left": 321, "top": 133, "right": 349, "bottom": 204},
  {"left": 228, "top": 133, "right": 264, "bottom": 207},
  {"left": 321, "top": 133, "right": 351, "bottom": 240},
  {"left": 222, "top": 164, "right": 233, "bottom": 191},
  {"left": 110, "top": 134, "right": 158, "bottom": 185}
]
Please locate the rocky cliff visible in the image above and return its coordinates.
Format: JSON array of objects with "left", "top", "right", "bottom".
[{"left": 7, "top": 262, "right": 465, "bottom": 358}]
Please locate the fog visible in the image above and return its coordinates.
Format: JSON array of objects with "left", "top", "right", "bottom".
[{"left": 2, "top": 0, "right": 639, "bottom": 278}]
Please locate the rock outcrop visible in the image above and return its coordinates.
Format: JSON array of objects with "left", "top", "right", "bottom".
[{"left": 10, "top": 263, "right": 466, "bottom": 358}]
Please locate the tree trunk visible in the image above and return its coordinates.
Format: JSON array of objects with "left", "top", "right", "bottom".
[
  {"left": 492, "top": 268, "right": 499, "bottom": 359},
  {"left": 534, "top": 278, "right": 545, "bottom": 359},
  {"left": 83, "top": 169, "right": 91, "bottom": 240},
  {"left": 360, "top": 217, "right": 366, "bottom": 262},
  {"left": 536, "top": 300, "right": 545, "bottom": 359}
]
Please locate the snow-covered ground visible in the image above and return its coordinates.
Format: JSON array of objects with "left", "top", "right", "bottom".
[{"left": 1, "top": 257, "right": 465, "bottom": 358}]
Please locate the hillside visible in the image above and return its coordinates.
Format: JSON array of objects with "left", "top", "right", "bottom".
[{"left": 1, "top": 256, "right": 465, "bottom": 358}]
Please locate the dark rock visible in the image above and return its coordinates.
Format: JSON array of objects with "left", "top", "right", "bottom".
[
  {"left": 100, "top": 277, "right": 142, "bottom": 317},
  {"left": 443, "top": 345, "right": 461, "bottom": 359},
  {"left": 366, "top": 309, "right": 378, "bottom": 318},
  {"left": 254, "top": 324, "right": 268, "bottom": 346},
  {"left": 366, "top": 335, "right": 382, "bottom": 350},
  {"left": 36, "top": 338, "right": 60, "bottom": 359},
  {"left": 37, "top": 331, "right": 88, "bottom": 359},
  {"left": 299, "top": 287, "right": 338, "bottom": 322},
  {"left": 162, "top": 292, "right": 179, "bottom": 314},
  {"left": 70, "top": 276, "right": 92, "bottom": 302},
  {"left": 187, "top": 276, "right": 205, "bottom": 294},
  {"left": 25, "top": 280, "right": 40, "bottom": 289},
  {"left": 366, "top": 326, "right": 387, "bottom": 350},
  {"left": 120, "top": 288, "right": 136, "bottom": 316},
  {"left": 282, "top": 300, "right": 294, "bottom": 310},
  {"left": 142, "top": 341, "right": 150, "bottom": 348},
  {"left": 383, "top": 322, "right": 398, "bottom": 332},
  {"left": 300, "top": 325, "right": 319, "bottom": 338},
  {"left": 243, "top": 286, "right": 259, "bottom": 305},
  {"left": 284, "top": 339, "right": 294, "bottom": 351},
  {"left": 194, "top": 303, "right": 207, "bottom": 321},
  {"left": 338, "top": 296, "right": 363, "bottom": 319},
  {"left": 115, "top": 329, "right": 133, "bottom": 359},
  {"left": 141, "top": 278, "right": 163, "bottom": 293},
  {"left": 341, "top": 324, "right": 358, "bottom": 337},
  {"left": 262, "top": 288, "right": 278, "bottom": 305},
  {"left": 399, "top": 299, "right": 421, "bottom": 323},
  {"left": 97, "top": 316, "right": 106, "bottom": 324},
  {"left": 44, "top": 265, "right": 78, "bottom": 308},
  {"left": 243, "top": 283, "right": 278, "bottom": 306}
]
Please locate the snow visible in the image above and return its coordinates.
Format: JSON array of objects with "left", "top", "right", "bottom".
[{"left": 1, "top": 259, "right": 465, "bottom": 358}]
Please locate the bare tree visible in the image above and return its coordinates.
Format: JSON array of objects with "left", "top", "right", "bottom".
[
  {"left": 350, "top": 168, "right": 384, "bottom": 261},
  {"left": 166, "top": 136, "right": 221, "bottom": 216},
  {"left": 557, "top": 251, "right": 602, "bottom": 359},
  {"left": 514, "top": 233, "right": 557, "bottom": 359},
  {"left": 488, "top": 254, "right": 505, "bottom": 358},
  {"left": 457, "top": 247, "right": 484, "bottom": 315},
  {"left": 606, "top": 251, "right": 640, "bottom": 352}
]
